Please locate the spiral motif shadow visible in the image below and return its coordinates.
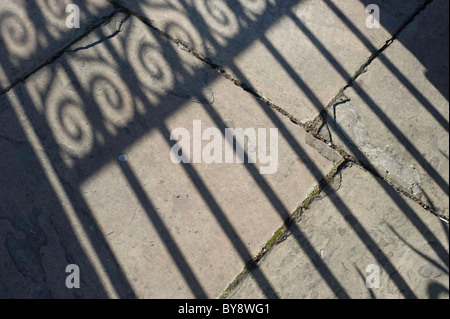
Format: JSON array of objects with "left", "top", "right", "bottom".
[
  {"left": 130, "top": 36, "right": 175, "bottom": 95},
  {"left": 90, "top": 69, "right": 134, "bottom": 132},
  {"left": 47, "top": 96, "right": 94, "bottom": 165},
  {"left": 0, "top": 10, "right": 36, "bottom": 62},
  {"left": 194, "top": 0, "right": 239, "bottom": 41},
  {"left": 239, "top": 0, "right": 268, "bottom": 20},
  {"left": 40, "top": 0, "right": 74, "bottom": 19}
]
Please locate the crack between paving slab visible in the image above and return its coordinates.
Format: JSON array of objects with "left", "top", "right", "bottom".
[
  {"left": 106, "top": 0, "right": 434, "bottom": 133},
  {"left": 2, "top": 0, "right": 438, "bottom": 221},
  {"left": 103, "top": 1, "right": 349, "bottom": 177},
  {"left": 221, "top": 131, "right": 447, "bottom": 296},
  {"left": 307, "top": 0, "right": 435, "bottom": 128},
  {"left": 92, "top": 0, "right": 449, "bottom": 298},
  {"left": 66, "top": 14, "right": 130, "bottom": 53},
  {"left": 325, "top": 122, "right": 447, "bottom": 222},
  {"left": 218, "top": 158, "right": 348, "bottom": 299},
  {"left": 103, "top": 0, "right": 309, "bottom": 131},
  {"left": 221, "top": 155, "right": 447, "bottom": 298},
  {"left": 0, "top": 9, "right": 122, "bottom": 99},
  {"left": 304, "top": 96, "right": 449, "bottom": 223},
  {"left": 104, "top": 0, "right": 182, "bottom": 43},
  {"left": 298, "top": 0, "right": 446, "bottom": 221},
  {"left": 117, "top": 0, "right": 445, "bottom": 222}
]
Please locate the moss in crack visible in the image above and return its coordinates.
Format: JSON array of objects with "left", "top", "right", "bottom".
[
  {"left": 0, "top": 9, "right": 121, "bottom": 97},
  {"left": 218, "top": 158, "right": 348, "bottom": 299}
]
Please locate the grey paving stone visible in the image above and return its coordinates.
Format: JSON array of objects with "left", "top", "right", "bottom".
[
  {"left": 1, "top": 0, "right": 446, "bottom": 301},
  {"left": 229, "top": 165, "right": 449, "bottom": 299},
  {"left": 114, "top": 0, "right": 425, "bottom": 122},
  {"left": 0, "top": 0, "right": 115, "bottom": 91},
  {"left": 0, "top": 14, "right": 335, "bottom": 298},
  {"left": 319, "top": 0, "right": 449, "bottom": 217}
]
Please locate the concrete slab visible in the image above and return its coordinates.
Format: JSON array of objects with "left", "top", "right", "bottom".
[
  {"left": 113, "top": 0, "right": 425, "bottom": 122},
  {"left": 0, "top": 0, "right": 115, "bottom": 91},
  {"left": 0, "top": 14, "right": 336, "bottom": 298},
  {"left": 318, "top": 0, "right": 449, "bottom": 217},
  {"left": 228, "top": 165, "right": 449, "bottom": 299}
]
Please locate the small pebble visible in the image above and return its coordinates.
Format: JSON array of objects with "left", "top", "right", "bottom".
[{"left": 119, "top": 154, "right": 128, "bottom": 162}]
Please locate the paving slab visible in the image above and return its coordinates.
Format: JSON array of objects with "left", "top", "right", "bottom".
[
  {"left": 228, "top": 164, "right": 449, "bottom": 299},
  {"left": 113, "top": 0, "right": 425, "bottom": 122},
  {"left": 0, "top": 0, "right": 115, "bottom": 91},
  {"left": 318, "top": 0, "right": 449, "bottom": 217},
  {"left": 0, "top": 13, "right": 337, "bottom": 298}
]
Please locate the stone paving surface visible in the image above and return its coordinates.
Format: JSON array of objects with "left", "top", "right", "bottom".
[
  {"left": 316, "top": 0, "right": 449, "bottom": 218},
  {"left": 113, "top": 0, "right": 425, "bottom": 122},
  {"left": 0, "top": 0, "right": 448, "bottom": 299},
  {"left": 229, "top": 165, "right": 449, "bottom": 299},
  {"left": 0, "top": 0, "right": 115, "bottom": 91}
]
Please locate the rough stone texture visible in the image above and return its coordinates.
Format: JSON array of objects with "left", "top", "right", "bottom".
[
  {"left": 319, "top": 0, "right": 449, "bottom": 217},
  {"left": 229, "top": 165, "right": 449, "bottom": 299},
  {"left": 305, "top": 133, "right": 342, "bottom": 164},
  {"left": 0, "top": 0, "right": 447, "bottom": 300},
  {"left": 114, "top": 0, "right": 425, "bottom": 122},
  {"left": 0, "top": 0, "right": 115, "bottom": 91},
  {"left": 326, "top": 99, "right": 423, "bottom": 198},
  {"left": 0, "top": 14, "right": 335, "bottom": 298}
]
